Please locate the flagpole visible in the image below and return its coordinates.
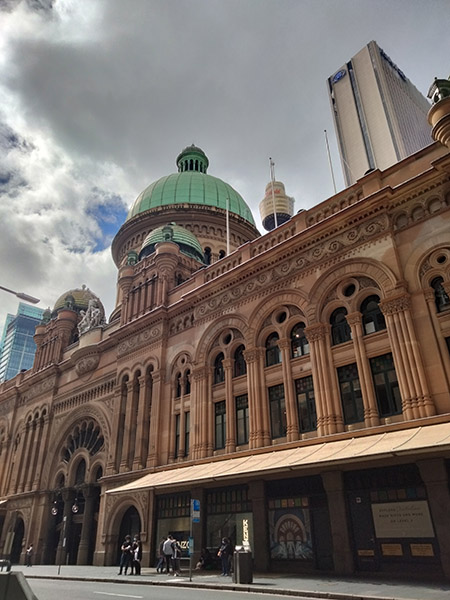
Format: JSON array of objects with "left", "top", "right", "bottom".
[
  {"left": 269, "top": 158, "right": 278, "bottom": 229},
  {"left": 226, "top": 196, "right": 230, "bottom": 256},
  {"left": 324, "top": 130, "right": 337, "bottom": 194}
]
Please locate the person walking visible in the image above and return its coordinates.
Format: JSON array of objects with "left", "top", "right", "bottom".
[
  {"left": 155, "top": 537, "right": 165, "bottom": 573},
  {"left": 171, "top": 538, "right": 182, "bottom": 576},
  {"left": 162, "top": 534, "right": 174, "bottom": 574},
  {"left": 25, "top": 543, "right": 33, "bottom": 567},
  {"left": 218, "top": 537, "right": 232, "bottom": 576},
  {"left": 118, "top": 535, "right": 132, "bottom": 575}
]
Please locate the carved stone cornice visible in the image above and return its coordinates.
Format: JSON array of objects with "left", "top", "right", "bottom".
[
  {"left": 194, "top": 214, "right": 390, "bottom": 321},
  {"left": 117, "top": 326, "right": 162, "bottom": 358},
  {"left": 380, "top": 294, "right": 411, "bottom": 315}
]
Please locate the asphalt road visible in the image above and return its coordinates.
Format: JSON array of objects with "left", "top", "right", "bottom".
[{"left": 27, "top": 578, "right": 306, "bottom": 600}]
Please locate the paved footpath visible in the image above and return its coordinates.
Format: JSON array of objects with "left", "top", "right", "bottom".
[{"left": 13, "top": 565, "right": 450, "bottom": 600}]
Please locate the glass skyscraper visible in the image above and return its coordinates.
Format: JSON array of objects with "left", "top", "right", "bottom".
[{"left": 0, "top": 303, "right": 44, "bottom": 382}]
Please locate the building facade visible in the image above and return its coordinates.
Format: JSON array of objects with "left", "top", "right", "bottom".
[
  {"left": 328, "top": 40, "right": 432, "bottom": 186},
  {"left": 0, "top": 304, "right": 44, "bottom": 383},
  {"left": 0, "top": 101, "right": 450, "bottom": 581}
]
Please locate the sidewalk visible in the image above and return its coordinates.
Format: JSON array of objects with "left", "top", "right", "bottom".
[{"left": 12, "top": 565, "right": 450, "bottom": 600}]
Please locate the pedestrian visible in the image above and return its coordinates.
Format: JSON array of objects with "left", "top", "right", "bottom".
[
  {"left": 218, "top": 537, "right": 232, "bottom": 576},
  {"left": 171, "top": 538, "right": 182, "bottom": 576},
  {"left": 162, "top": 534, "right": 174, "bottom": 574},
  {"left": 118, "top": 535, "right": 132, "bottom": 575},
  {"left": 155, "top": 537, "right": 165, "bottom": 573},
  {"left": 132, "top": 535, "right": 142, "bottom": 575},
  {"left": 25, "top": 543, "right": 33, "bottom": 567}
]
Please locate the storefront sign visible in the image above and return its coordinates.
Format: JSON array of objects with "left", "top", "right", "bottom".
[
  {"left": 371, "top": 501, "right": 434, "bottom": 538},
  {"left": 381, "top": 543, "right": 403, "bottom": 556},
  {"left": 410, "top": 543, "right": 434, "bottom": 557}
]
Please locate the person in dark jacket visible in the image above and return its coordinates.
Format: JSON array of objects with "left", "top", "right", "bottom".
[
  {"left": 218, "top": 537, "right": 232, "bottom": 576},
  {"left": 118, "top": 535, "right": 132, "bottom": 575}
]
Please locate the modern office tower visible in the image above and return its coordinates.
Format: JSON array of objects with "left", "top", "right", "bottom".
[
  {"left": 0, "top": 302, "right": 44, "bottom": 382},
  {"left": 328, "top": 40, "right": 432, "bottom": 186}
]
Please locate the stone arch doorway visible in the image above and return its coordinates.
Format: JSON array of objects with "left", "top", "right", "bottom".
[
  {"left": 11, "top": 517, "right": 24, "bottom": 564},
  {"left": 117, "top": 506, "right": 141, "bottom": 564}
]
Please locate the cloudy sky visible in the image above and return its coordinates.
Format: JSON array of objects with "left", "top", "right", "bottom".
[{"left": 1, "top": 0, "right": 449, "bottom": 331}]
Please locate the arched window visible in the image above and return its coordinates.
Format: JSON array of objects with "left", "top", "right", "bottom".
[
  {"left": 291, "top": 322, "right": 309, "bottom": 358},
  {"left": 431, "top": 277, "right": 450, "bottom": 313},
  {"left": 265, "top": 332, "right": 281, "bottom": 366},
  {"left": 361, "top": 295, "right": 386, "bottom": 334},
  {"left": 213, "top": 353, "right": 225, "bottom": 384},
  {"left": 75, "top": 459, "right": 86, "bottom": 485},
  {"left": 218, "top": 250, "right": 226, "bottom": 259},
  {"left": 185, "top": 370, "right": 191, "bottom": 395},
  {"left": 204, "top": 247, "right": 212, "bottom": 265},
  {"left": 175, "top": 373, "right": 182, "bottom": 397},
  {"left": 233, "top": 345, "right": 246, "bottom": 377},
  {"left": 330, "top": 307, "right": 351, "bottom": 345}
]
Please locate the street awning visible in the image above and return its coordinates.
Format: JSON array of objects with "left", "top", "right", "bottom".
[{"left": 107, "top": 422, "right": 450, "bottom": 495}]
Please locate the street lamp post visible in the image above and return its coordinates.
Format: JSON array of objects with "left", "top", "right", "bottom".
[{"left": 0, "top": 285, "right": 40, "bottom": 304}]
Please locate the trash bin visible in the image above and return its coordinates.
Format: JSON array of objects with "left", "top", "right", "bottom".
[{"left": 232, "top": 548, "right": 253, "bottom": 584}]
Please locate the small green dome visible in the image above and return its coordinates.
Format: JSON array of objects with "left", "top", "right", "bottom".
[
  {"left": 126, "top": 145, "right": 255, "bottom": 226},
  {"left": 140, "top": 223, "right": 204, "bottom": 263}
]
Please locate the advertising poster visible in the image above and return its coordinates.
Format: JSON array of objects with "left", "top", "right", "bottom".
[{"left": 268, "top": 497, "right": 313, "bottom": 560}]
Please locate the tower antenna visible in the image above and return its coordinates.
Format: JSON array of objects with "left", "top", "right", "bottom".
[{"left": 269, "top": 158, "right": 278, "bottom": 229}]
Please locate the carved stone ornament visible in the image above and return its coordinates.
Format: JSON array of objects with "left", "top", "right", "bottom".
[
  {"left": 75, "top": 353, "right": 100, "bottom": 376},
  {"left": 22, "top": 376, "right": 57, "bottom": 403},
  {"left": 117, "top": 327, "right": 161, "bottom": 357},
  {"left": 380, "top": 294, "right": 411, "bottom": 315}
]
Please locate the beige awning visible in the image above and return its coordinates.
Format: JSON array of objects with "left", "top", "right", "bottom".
[{"left": 107, "top": 422, "right": 450, "bottom": 495}]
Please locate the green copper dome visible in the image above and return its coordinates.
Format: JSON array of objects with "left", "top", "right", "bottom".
[
  {"left": 140, "top": 223, "right": 204, "bottom": 263},
  {"left": 126, "top": 145, "right": 255, "bottom": 226}
]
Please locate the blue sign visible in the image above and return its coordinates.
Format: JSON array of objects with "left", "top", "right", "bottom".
[{"left": 191, "top": 498, "right": 200, "bottom": 523}]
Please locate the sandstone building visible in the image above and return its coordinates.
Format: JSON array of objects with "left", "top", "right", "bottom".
[{"left": 0, "top": 86, "right": 450, "bottom": 580}]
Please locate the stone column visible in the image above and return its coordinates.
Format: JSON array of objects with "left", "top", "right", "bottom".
[
  {"left": 346, "top": 312, "right": 380, "bottom": 427},
  {"left": 256, "top": 348, "right": 271, "bottom": 446},
  {"left": 133, "top": 374, "right": 150, "bottom": 470},
  {"left": 380, "top": 294, "right": 435, "bottom": 419},
  {"left": 147, "top": 369, "right": 163, "bottom": 468},
  {"left": 120, "top": 380, "right": 135, "bottom": 472},
  {"left": 56, "top": 489, "right": 75, "bottom": 566},
  {"left": 77, "top": 486, "right": 98, "bottom": 564},
  {"left": 167, "top": 382, "right": 177, "bottom": 463},
  {"left": 16, "top": 421, "right": 32, "bottom": 494},
  {"left": 321, "top": 471, "right": 354, "bottom": 575},
  {"left": 223, "top": 358, "right": 236, "bottom": 453},
  {"left": 205, "top": 368, "right": 214, "bottom": 457},
  {"left": 248, "top": 480, "right": 270, "bottom": 571},
  {"left": 190, "top": 367, "right": 207, "bottom": 461},
  {"left": 106, "top": 385, "right": 123, "bottom": 475},
  {"left": 278, "top": 337, "right": 299, "bottom": 442},
  {"left": 423, "top": 289, "right": 450, "bottom": 390},
  {"left": 305, "top": 324, "right": 335, "bottom": 436},
  {"left": 243, "top": 348, "right": 259, "bottom": 449},
  {"left": 418, "top": 458, "right": 450, "bottom": 579},
  {"left": 33, "top": 414, "right": 50, "bottom": 490}
]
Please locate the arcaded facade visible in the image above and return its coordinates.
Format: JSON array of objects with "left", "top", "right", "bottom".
[{"left": 0, "top": 123, "right": 450, "bottom": 581}]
